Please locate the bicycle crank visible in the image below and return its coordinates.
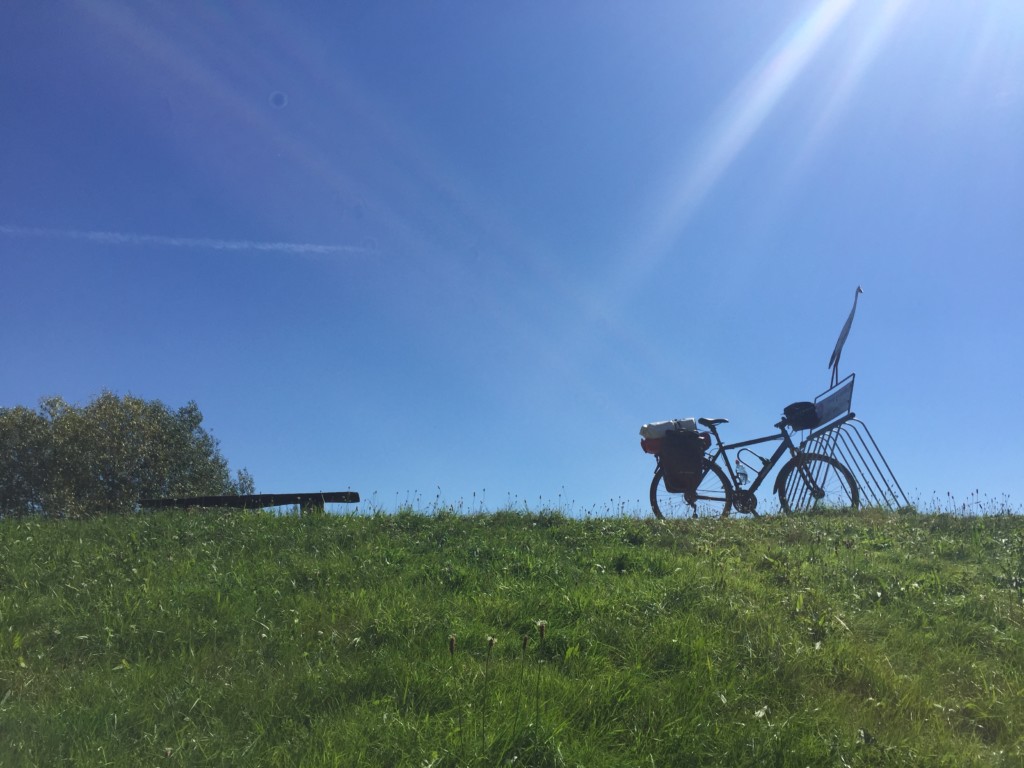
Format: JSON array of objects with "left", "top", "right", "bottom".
[{"left": 732, "top": 490, "right": 760, "bottom": 516}]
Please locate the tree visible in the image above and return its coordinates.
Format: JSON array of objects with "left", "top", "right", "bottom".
[
  {"left": 0, "top": 405, "right": 49, "bottom": 515},
  {"left": 0, "top": 392, "right": 253, "bottom": 518}
]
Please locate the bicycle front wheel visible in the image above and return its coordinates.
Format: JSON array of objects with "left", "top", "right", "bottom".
[
  {"left": 650, "top": 459, "right": 733, "bottom": 520},
  {"left": 777, "top": 452, "right": 859, "bottom": 514}
]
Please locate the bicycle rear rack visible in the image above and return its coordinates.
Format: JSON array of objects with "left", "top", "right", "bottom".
[{"left": 792, "top": 374, "right": 911, "bottom": 511}]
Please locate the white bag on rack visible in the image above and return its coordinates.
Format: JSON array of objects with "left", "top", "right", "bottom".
[{"left": 639, "top": 418, "right": 698, "bottom": 439}]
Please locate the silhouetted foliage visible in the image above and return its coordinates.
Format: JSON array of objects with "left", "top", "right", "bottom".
[{"left": 0, "top": 392, "right": 252, "bottom": 517}]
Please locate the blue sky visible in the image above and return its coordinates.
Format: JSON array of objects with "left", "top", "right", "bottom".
[{"left": 3, "top": 1, "right": 1022, "bottom": 514}]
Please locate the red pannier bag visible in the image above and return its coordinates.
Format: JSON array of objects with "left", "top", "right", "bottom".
[{"left": 640, "top": 437, "right": 663, "bottom": 455}]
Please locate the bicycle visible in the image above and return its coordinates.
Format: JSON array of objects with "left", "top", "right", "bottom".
[{"left": 648, "top": 407, "right": 860, "bottom": 519}]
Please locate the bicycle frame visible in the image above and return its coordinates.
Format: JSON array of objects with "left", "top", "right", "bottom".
[{"left": 705, "top": 422, "right": 800, "bottom": 495}]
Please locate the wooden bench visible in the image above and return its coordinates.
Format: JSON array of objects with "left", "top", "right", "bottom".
[{"left": 139, "top": 491, "right": 359, "bottom": 514}]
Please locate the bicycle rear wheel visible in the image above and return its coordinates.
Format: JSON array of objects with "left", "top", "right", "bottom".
[
  {"left": 777, "top": 452, "right": 859, "bottom": 514},
  {"left": 650, "top": 459, "right": 732, "bottom": 519}
]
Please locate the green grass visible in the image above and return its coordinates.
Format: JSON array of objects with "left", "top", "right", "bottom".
[{"left": 1, "top": 507, "right": 1023, "bottom": 766}]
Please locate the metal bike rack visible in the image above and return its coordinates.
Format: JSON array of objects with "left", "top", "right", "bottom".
[{"left": 796, "top": 375, "right": 910, "bottom": 510}]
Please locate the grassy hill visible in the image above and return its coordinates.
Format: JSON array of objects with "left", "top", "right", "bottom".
[{"left": 1, "top": 507, "right": 1022, "bottom": 766}]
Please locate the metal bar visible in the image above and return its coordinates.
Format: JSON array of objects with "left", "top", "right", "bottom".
[
  {"left": 722, "top": 432, "right": 784, "bottom": 451},
  {"left": 822, "top": 425, "right": 888, "bottom": 506},
  {"left": 799, "top": 415, "right": 908, "bottom": 511},
  {"left": 844, "top": 423, "right": 893, "bottom": 506},
  {"left": 805, "top": 412, "right": 856, "bottom": 443},
  {"left": 831, "top": 424, "right": 884, "bottom": 506},
  {"left": 849, "top": 419, "right": 910, "bottom": 507}
]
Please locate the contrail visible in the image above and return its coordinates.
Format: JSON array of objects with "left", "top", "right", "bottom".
[{"left": 0, "top": 224, "right": 370, "bottom": 255}]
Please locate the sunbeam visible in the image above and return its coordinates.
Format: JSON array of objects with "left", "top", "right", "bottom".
[
  {"left": 624, "top": 0, "right": 857, "bottom": 290},
  {"left": 573, "top": 0, "right": 861, "bottom": 395},
  {"left": 785, "top": 0, "right": 911, "bottom": 184}
]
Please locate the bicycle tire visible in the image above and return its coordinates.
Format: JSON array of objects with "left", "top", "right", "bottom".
[
  {"left": 650, "top": 459, "right": 733, "bottom": 520},
  {"left": 776, "top": 452, "right": 859, "bottom": 514}
]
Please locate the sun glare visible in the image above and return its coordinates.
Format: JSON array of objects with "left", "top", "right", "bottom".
[
  {"left": 636, "top": 0, "right": 857, "bottom": 273},
  {"left": 590, "top": 0, "right": 870, "bottom": 392}
]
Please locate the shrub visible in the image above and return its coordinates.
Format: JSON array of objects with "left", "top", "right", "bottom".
[{"left": 0, "top": 392, "right": 250, "bottom": 517}]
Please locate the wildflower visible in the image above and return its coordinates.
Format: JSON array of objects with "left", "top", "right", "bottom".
[{"left": 487, "top": 635, "right": 497, "bottom": 652}]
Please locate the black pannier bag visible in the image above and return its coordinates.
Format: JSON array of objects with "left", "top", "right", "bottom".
[
  {"left": 784, "top": 401, "right": 819, "bottom": 431},
  {"left": 660, "top": 429, "right": 709, "bottom": 493}
]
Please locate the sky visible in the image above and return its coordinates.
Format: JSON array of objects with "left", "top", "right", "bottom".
[{"left": 2, "top": 0, "right": 1023, "bottom": 515}]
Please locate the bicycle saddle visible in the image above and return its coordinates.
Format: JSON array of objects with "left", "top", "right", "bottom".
[{"left": 698, "top": 417, "right": 729, "bottom": 428}]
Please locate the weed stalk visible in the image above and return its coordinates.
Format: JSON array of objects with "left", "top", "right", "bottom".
[
  {"left": 482, "top": 635, "right": 496, "bottom": 753},
  {"left": 534, "top": 620, "right": 547, "bottom": 733}
]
